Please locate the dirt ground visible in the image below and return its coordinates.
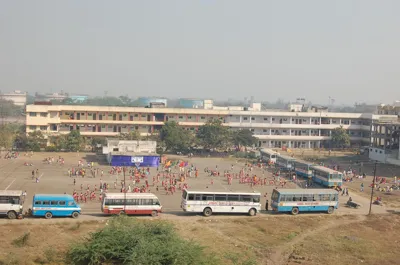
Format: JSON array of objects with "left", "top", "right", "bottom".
[
  {"left": 0, "top": 214, "right": 399, "bottom": 265},
  {"left": 0, "top": 151, "right": 398, "bottom": 265}
]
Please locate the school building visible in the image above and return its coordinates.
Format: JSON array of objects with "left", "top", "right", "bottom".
[{"left": 25, "top": 102, "right": 398, "bottom": 149}]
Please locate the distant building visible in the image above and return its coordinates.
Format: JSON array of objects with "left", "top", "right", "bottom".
[
  {"left": 377, "top": 101, "right": 400, "bottom": 116},
  {"left": 35, "top": 91, "right": 69, "bottom": 101},
  {"left": 137, "top": 97, "right": 168, "bottom": 107},
  {"left": 179, "top": 98, "right": 205, "bottom": 109},
  {"left": 0, "top": 90, "right": 27, "bottom": 106},
  {"left": 69, "top": 95, "right": 89, "bottom": 103}
]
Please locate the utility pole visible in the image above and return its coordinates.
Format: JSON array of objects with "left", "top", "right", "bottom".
[
  {"left": 368, "top": 161, "right": 378, "bottom": 215},
  {"left": 123, "top": 164, "right": 126, "bottom": 213}
]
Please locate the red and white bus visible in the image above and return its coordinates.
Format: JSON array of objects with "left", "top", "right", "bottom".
[{"left": 101, "top": 193, "right": 162, "bottom": 217}]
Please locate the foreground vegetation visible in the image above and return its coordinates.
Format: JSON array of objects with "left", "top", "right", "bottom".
[{"left": 0, "top": 214, "right": 398, "bottom": 265}]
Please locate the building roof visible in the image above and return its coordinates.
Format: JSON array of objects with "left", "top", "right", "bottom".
[
  {"left": 273, "top": 189, "right": 338, "bottom": 195},
  {"left": 110, "top": 151, "right": 158, "bottom": 156}
]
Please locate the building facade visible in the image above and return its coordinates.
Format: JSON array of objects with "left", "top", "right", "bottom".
[
  {"left": 25, "top": 104, "right": 398, "bottom": 149},
  {"left": 0, "top": 90, "right": 27, "bottom": 106},
  {"left": 137, "top": 97, "right": 168, "bottom": 107}
]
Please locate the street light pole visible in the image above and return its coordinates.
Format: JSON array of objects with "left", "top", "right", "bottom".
[
  {"left": 368, "top": 161, "right": 378, "bottom": 215},
  {"left": 123, "top": 164, "right": 126, "bottom": 213}
]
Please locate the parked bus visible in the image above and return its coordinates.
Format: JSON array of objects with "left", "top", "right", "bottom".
[
  {"left": 101, "top": 193, "right": 162, "bottom": 217},
  {"left": 270, "top": 188, "right": 339, "bottom": 215},
  {"left": 181, "top": 190, "right": 261, "bottom": 217},
  {"left": 275, "top": 154, "right": 295, "bottom": 171},
  {"left": 32, "top": 194, "right": 81, "bottom": 219},
  {"left": 311, "top": 165, "right": 343, "bottom": 188},
  {"left": 260, "top": 148, "right": 279, "bottom": 163},
  {"left": 293, "top": 160, "right": 314, "bottom": 179},
  {"left": 0, "top": 190, "right": 23, "bottom": 219}
]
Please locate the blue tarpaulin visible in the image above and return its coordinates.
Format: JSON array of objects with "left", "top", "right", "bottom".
[{"left": 110, "top": 155, "right": 160, "bottom": 167}]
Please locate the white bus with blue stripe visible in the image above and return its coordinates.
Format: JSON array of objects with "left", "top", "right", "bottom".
[
  {"left": 293, "top": 160, "right": 314, "bottom": 179},
  {"left": 271, "top": 189, "right": 339, "bottom": 215},
  {"left": 260, "top": 148, "right": 278, "bottom": 163},
  {"left": 275, "top": 154, "right": 295, "bottom": 171},
  {"left": 32, "top": 194, "right": 81, "bottom": 219},
  {"left": 311, "top": 166, "right": 343, "bottom": 188}
]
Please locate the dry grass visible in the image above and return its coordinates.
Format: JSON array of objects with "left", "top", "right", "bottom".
[{"left": 0, "top": 214, "right": 399, "bottom": 265}]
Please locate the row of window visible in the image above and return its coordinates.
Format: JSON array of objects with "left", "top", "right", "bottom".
[
  {"left": 0, "top": 196, "right": 20, "bottom": 204},
  {"left": 34, "top": 200, "right": 75, "bottom": 206},
  {"left": 104, "top": 199, "right": 160, "bottom": 206},
  {"left": 279, "top": 193, "right": 338, "bottom": 202},
  {"left": 186, "top": 194, "right": 260, "bottom": 203}
]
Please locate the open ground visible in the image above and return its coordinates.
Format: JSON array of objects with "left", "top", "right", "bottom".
[{"left": 0, "top": 151, "right": 399, "bottom": 265}]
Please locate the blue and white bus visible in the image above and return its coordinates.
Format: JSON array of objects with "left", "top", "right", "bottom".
[
  {"left": 311, "top": 166, "right": 343, "bottom": 188},
  {"left": 275, "top": 154, "right": 295, "bottom": 171},
  {"left": 293, "top": 160, "right": 314, "bottom": 179},
  {"left": 260, "top": 148, "right": 278, "bottom": 163},
  {"left": 271, "top": 188, "right": 339, "bottom": 215},
  {"left": 32, "top": 194, "right": 81, "bottom": 219}
]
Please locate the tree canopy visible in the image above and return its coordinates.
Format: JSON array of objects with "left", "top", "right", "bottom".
[
  {"left": 66, "top": 216, "right": 217, "bottom": 265},
  {"left": 331, "top": 126, "right": 350, "bottom": 148},
  {"left": 231, "top": 129, "right": 258, "bottom": 148},
  {"left": 196, "top": 119, "right": 230, "bottom": 150},
  {"left": 159, "top": 121, "right": 193, "bottom": 152}
]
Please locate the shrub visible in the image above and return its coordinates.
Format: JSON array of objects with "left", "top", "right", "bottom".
[
  {"left": 65, "top": 216, "right": 219, "bottom": 265},
  {"left": 12, "top": 232, "right": 30, "bottom": 247}
]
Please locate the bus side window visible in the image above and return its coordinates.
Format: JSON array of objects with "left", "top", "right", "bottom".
[
  {"left": 239, "top": 195, "right": 251, "bottom": 202},
  {"left": 227, "top": 195, "right": 239, "bottom": 201},
  {"left": 59, "top": 201, "right": 66, "bottom": 206},
  {"left": 215, "top": 194, "right": 227, "bottom": 201},
  {"left": 68, "top": 201, "right": 75, "bottom": 206},
  {"left": 313, "top": 195, "right": 319, "bottom": 201},
  {"left": 195, "top": 194, "right": 202, "bottom": 200},
  {"left": 43, "top": 201, "right": 50, "bottom": 205},
  {"left": 188, "top": 194, "right": 195, "bottom": 200},
  {"left": 34, "top": 201, "right": 42, "bottom": 205},
  {"left": 50, "top": 201, "right": 58, "bottom": 205},
  {"left": 333, "top": 194, "right": 338, "bottom": 201},
  {"left": 153, "top": 200, "right": 160, "bottom": 205},
  {"left": 252, "top": 196, "right": 260, "bottom": 203},
  {"left": 303, "top": 195, "right": 313, "bottom": 201},
  {"left": 294, "top": 195, "right": 302, "bottom": 201}
]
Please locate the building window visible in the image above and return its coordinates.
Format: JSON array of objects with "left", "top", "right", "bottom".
[
  {"left": 263, "top": 129, "right": 267, "bottom": 132},
  {"left": 40, "top": 126, "right": 47, "bottom": 131},
  {"left": 263, "top": 117, "right": 268, "bottom": 121},
  {"left": 251, "top": 117, "right": 255, "bottom": 121},
  {"left": 29, "top": 112, "right": 37, "bottom": 117},
  {"left": 29, "top": 126, "right": 36, "bottom": 130},
  {"left": 141, "top": 115, "right": 146, "bottom": 118},
  {"left": 40, "top": 113, "right": 47, "bottom": 117},
  {"left": 134, "top": 114, "right": 138, "bottom": 117},
  {"left": 50, "top": 124, "right": 57, "bottom": 131},
  {"left": 188, "top": 116, "right": 192, "bottom": 119},
  {"left": 179, "top": 116, "right": 183, "bottom": 119},
  {"left": 243, "top": 117, "right": 248, "bottom": 120},
  {"left": 200, "top": 116, "right": 205, "bottom": 120},
  {"left": 250, "top": 129, "right": 254, "bottom": 132},
  {"left": 272, "top": 118, "right": 275, "bottom": 121}
]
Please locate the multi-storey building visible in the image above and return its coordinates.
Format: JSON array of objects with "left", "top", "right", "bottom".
[
  {"left": 0, "top": 90, "right": 27, "bottom": 106},
  {"left": 25, "top": 104, "right": 398, "bottom": 149}
]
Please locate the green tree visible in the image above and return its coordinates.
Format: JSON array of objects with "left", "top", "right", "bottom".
[
  {"left": 26, "top": 131, "right": 46, "bottom": 151},
  {"left": 0, "top": 125, "right": 17, "bottom": 151},
  {"left": 331, "top": 126, "right": 351, "bottom": 148},
  {"left": 66, "top": 130, "right": 83, "bottom": 151},
  {"left": 49, "top": 135, "right": 68, "bottom": 151},
  {"left": 159, "top": 121, "right": 192, "bottom": 152},
  {"left": 65, "top": 216, "right": 218, "bottom": 265},
  {"left": 231, "top": 129, "right": 258, "bottom": 148},
  {"left": 118, "top": 131, "right": 141, "bottom": 140},
  {"left": 196, "top": 119, "right": 230, "bottom": 150}
]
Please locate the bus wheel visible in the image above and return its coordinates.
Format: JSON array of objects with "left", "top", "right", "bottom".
[
  {"left": 327, "top": 206, "right": 334, "bottom": 214},
  {"left": 151, "top": 210, "right": 158, "bottom": 217},
  {"left": 248, "top": 208, "right": 257, "bottom": 216},
  {"left": 7, "top": 211, "right": 17, "bottom": 219},
  {"left": 72, "top": 212, "right": 79, "bottom": 219},
  {"left": 291, "top": 207, "right": 299, "bottom": 215},
  {"left": 45, "top": 212, "right": 53, "bottom": 219},
  {"left": 203, "top": 208, "right": 212, "bottom": 217}
]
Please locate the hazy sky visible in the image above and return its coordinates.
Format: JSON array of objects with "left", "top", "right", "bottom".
[{"left": 1, "top": 1, "right": 399, "bottom": 105}]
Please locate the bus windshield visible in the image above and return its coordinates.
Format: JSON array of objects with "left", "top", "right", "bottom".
[
  {"left": 0, "top": 195, "right": 21, "bottom": 205},
  {"left": 271, "top": 190, "right": 279, "bottom": 202}
]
